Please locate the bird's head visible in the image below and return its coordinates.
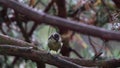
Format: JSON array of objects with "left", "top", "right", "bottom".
[{"left": 48, "top": 32, "right": 61, "bottom": 42}]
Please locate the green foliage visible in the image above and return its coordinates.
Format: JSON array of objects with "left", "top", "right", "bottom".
[
  {"left": 112, "top": 50, "right": 120, "bottom": 59},
  {"left": 96, "top": 5, "right": 109, "bottom": 26},
  {"left": 35, "top": 25, "right": 56, "bottom": 49}
]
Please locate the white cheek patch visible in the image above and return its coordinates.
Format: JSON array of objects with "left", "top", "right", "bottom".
[
  {"left": 61, "top": 42, "right": 63, "bottom": 46},
  {"left": 58, "top": 37, "right": 62, "bottom": 42}
]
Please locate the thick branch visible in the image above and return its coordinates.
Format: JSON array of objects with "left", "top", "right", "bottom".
[
  {"left": 0, "top": 44, "right": 120, "bottom": 68},
  {"left": 1, "top": 0, "right": 120, "bottom": 41},
  {"left": 0, "top": 34, "right": 36, "bottom": 48},
  {"left": 0, "top": 34, "right": 81, "bottom": 68},
  {"left": 0, "top": 34, "right": 120, "bottom": 67},
  {"left": 63, "top": 57, "right": 120, "bottom": 68},
  {"left": 55, "top": 0, "right": 67, "bottom": 18},
  {"left": 0, "top": 45, "right": 82, "bottom": 68}
]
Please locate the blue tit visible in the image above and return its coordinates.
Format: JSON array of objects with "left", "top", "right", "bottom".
[{"left": 47, "top": 32, "right": 63, "bottom": 54}]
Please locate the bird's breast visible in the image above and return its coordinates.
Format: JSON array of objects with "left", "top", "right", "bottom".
[{"left": 48, "top": 41, "right": 61, "bottom": 51}]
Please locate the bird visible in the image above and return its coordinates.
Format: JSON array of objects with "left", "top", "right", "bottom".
[{"left": 47, "top": 32, "right": 63, "bottom": 54}]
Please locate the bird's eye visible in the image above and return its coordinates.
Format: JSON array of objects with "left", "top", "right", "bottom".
[
  {"left": 54, "top": 34, "right": 59, "bottom": 39},
  {"left": 53, "top": 33, "right": 60, "bottom": 42}
]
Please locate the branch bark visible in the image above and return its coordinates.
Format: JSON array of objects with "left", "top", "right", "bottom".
[
  {"left": 0, "top": 34, "right": 34, "bottom": 47},
  {"left": 0, "top": 0, "right": 120, "bottom": 41},
  {"left": 0, "top": 45, "right": 82, "bottom": 68},
  {"left": 0, "top": 34, "right": 120, "bottom": 67},
  {"left": 0, "top": 44, "right": 120, "bottom": 68},
  {"left": 0, "top": 34, "right": 82, "bottom": 68}
]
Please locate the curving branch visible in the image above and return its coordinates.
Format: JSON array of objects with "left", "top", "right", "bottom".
[
  {"left": 0, "top": 34, "right": 82, "bottom": 68},
  {"left": 0, "top": 0, "right": 120, "bottom": 41},
  {"left": 0, "top": 34, "right": 120, "bottom": 67},
  {"left": 0, "top": 45, "right": 82, "bottom": 68},
  {"left": 0, "top": 34, "right": 34, "bottom": 47},
  {"left": 1, "top": 44, "right": 120, "bottom": 68}
]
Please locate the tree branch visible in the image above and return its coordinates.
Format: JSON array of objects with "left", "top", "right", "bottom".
[
  {"left": 0, "top": 44, "right": 120, "bottom": 68},
  {"left": 0, "top": 34, "right": 120, "bottom": 67},
  {"left": 0, "top": 45, "right": 82, "bottom": 68},
  {"left": 0, "top": 34, "right": 35, "bottom": 48},
  {"left": 44, "top": 0, "right": 54, "bottom": 12},
  {"left": 0, "top": 0, "right": 120, "bottom": 41}
]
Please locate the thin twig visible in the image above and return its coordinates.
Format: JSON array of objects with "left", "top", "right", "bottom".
[
  {"left": 88, "top": 36, "right": 103, "bottom": 61},
  {"left": 93, "top": 40, "right": 107, "bottom": 61},
  {"left": 0, "top": 24, "right": 7, "bottom": 35},
  {"left": 15, "top": 13, "right": 30, "bottom": 42},
  {"left": 70, "top": 48, "right": 83, "bottom": 58},
  {"left": 29, "top": 0, "right": 55, "bottom": 37},
  {"left": 88, "top": 36, "right": 97, "bottom": 55},
  {"left": 44, "top": 0, "right": 55, "bottom": 12},
  {"left": 28, "top": 23, "right": 38, "bottom": 37}
]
